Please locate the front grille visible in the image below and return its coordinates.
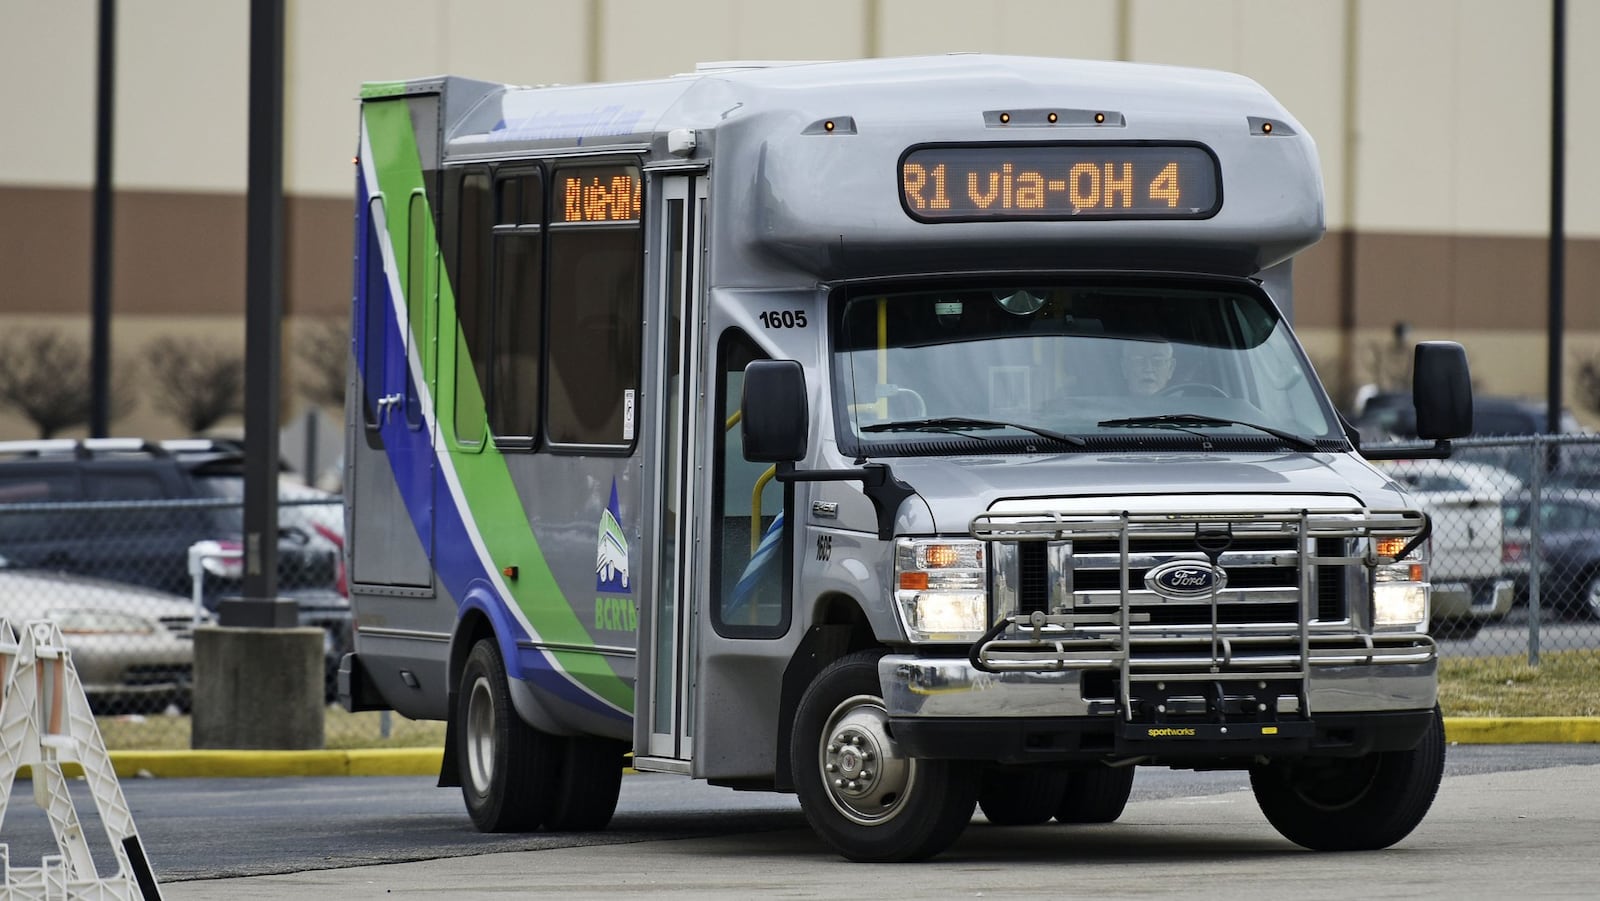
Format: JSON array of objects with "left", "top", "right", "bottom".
[
  {"left": 1316, "top": 537, "right": 1347, "bottom": 621},
  {"left": 1017, "top": 541, "right": 1049, "bottom": 615},
  {"left": 124, "top": 663, "right": 192, "bottom": 686},
  {"left": 159, "top": 615, "right": 198, "bottom": 639},
  {"left": 972, "top": 507, "right": 1430, "bottom": 681},
  {"left": 999, "top": 531, "right": 1342, "bottom": 627}
]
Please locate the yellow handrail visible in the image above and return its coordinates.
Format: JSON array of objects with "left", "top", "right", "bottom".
[{"left": 751, "top": 465, "right": 776, "bottom": 556}]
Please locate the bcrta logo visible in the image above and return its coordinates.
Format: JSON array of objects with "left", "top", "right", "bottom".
[{"left": 596, "top": 479, "right": 630, "bottom": 593}]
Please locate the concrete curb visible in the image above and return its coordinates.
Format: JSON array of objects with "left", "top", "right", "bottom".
[{"left": 21, "top": 719, "right": 1596, "bottom": 780}]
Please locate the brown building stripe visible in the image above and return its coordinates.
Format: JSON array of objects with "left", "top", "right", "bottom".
[{"left": 2, "top": 185, "right": 1596, "bottom": 329}]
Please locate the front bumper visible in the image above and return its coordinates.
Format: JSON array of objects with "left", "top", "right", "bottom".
[
  {"left": 879, "top": 652, "right": 1438, "bottom": 763},
  {"left": 1431, "top": 578, "right": 1514, "bottom": 621}
]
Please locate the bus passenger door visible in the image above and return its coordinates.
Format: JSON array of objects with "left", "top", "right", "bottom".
[
  {"left": 350, "top": 174, "right": 436, "bottom": 591},
  {"left": 638, "top": 172, "right": 707, "bottom": 766}
]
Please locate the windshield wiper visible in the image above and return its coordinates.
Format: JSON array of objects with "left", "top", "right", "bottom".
[
  {"left": 1095, "top": 413, "right": 1320, "bottom": 451},
  {"left": 862, "top": 416, "right": 1086, "bottom": 446}
]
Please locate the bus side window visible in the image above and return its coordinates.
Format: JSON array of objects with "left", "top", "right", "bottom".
[
  {"left": 545, "top": 163, "right": 642, "bottom": 449},
  {"left": 712, "top": 329, "right": 789, "bottom": 637},
  {"left": 445, "top": 167, "right": 491, "bottom": 446},
  {"left": 490, "top": 170, "right": 544, "bottom": 445}
]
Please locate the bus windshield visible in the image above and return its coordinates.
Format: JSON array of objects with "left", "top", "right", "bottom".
[{"left": 832, "top": 283, "right": 1340, "bottom": 451}]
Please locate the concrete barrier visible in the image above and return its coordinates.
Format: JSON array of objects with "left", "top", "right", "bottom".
[{"left": 192, "top": 626, "right": 324, "bottom": 750}]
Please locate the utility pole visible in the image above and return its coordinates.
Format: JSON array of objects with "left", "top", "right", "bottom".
[{"left": 90, "top": 0, "right": 115, "bottom": 437}]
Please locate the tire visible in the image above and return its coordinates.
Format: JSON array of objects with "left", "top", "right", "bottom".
[
  {"left": 1579, "top": 571, "right": 1600, "bottom": 621},
  {"left": 1432, "top": 617, "right": 1484, "bottom": 641},
  {"left": 457, "top": 638, "right": 560, "bottom": 832},
  {"left": 790, "top": 649, "right": 979, "bottom": 862},
  {"left": 978, "top": 766, "right": 1068, "bottom": 826},
  {"left": 1054, "top": 764, "right": 1136, "bottom": 824},
  {"left": 1249, "top": 705, "right": 1445, "bottom": 851},
  {"left": 544, "top": 735, "right": 628, "bottom": 832}
]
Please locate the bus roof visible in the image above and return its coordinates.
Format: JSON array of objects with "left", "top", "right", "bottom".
[{"left": 365, "top": 55, "right": 1325, "bottom": 282}]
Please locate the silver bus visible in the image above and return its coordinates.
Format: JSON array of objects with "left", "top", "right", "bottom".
[{"left": 342, "top": 54, "right": 1472, "bottom": 861}]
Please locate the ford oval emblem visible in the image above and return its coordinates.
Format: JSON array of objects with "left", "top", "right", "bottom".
[{"left": 1145, "top": 559, "right": 1228, "bottom": 600}]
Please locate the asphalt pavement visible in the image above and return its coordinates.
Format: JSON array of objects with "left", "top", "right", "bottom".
[{"left": 152, "top": 759, "right": 1600, "bottom": 900}]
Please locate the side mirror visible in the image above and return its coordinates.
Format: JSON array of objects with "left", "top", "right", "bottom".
[
  {"left": 741, "top": 360, "right": 808, "bottom": 463},
  {"left": 1413, "top": 341, "right": 1472, "bottom": 440}
]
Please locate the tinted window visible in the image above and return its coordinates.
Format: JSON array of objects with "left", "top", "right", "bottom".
[
  {"left": 545, "top": 164, "right": 641, "bottom": 448},
  {"left": 448, "top": 168, "right": 492, "bottom": 445},
  {"left": 488, "top": 170, "right": 544, "bottom": 444}
]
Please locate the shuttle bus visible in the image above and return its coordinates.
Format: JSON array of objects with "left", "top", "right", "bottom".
[{"left": 341, "top": 55, "right": 1472, "bottom": 861}]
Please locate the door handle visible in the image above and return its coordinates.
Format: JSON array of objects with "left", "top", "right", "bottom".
[{"left": 376, "top": 393, "right": 403, "bottom": 424}]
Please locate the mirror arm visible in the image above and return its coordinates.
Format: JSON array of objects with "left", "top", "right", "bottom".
[
  {"left": 775, "top": 461, "right": 917, "bottom": 540},
  {"left": 1360, "top": 438, "right": 1454, "bottom": 462}
]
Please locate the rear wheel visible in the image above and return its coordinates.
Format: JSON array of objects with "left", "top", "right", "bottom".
[
  {"left": 791, "top": 650, "right": 979, "bottom": 861},
  {"left": 1249, "top": 705, "right": 1445, "bottom": 850},
  {"left": 1054, "top": 764, "right": 1136, "bottom": 824},
  {"left": 458, "top": 638, "right": 560, "bottom": 832},
  {"left": 544, "top": 735, "right": 628, "bottom": 832},
  {"left": 978, "top": 766, "right": 1068, "bottom": 826}
]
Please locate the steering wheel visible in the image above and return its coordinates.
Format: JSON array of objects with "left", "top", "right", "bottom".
[{"left": 1158, "top": 382, "right": 1228, "bottom": 398}]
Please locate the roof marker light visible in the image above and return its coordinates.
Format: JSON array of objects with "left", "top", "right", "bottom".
[
  {"left": 999, "top": 112, "right": 1010, "bottom": 124},
  {"left": 1094, "top": 112, "right": 1105, "bottom": 124}
]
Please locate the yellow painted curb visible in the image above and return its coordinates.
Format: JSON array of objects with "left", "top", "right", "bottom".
[
  {"left": 1444, "top": 717, "right": 1600, "bottom": 744},
  {"left": 24, "top": 748, "right": 445, "bottom": 780}
]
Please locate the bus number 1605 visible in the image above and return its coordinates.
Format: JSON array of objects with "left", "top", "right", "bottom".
[{"left": 759, "top": 310, "right": 808, "bottom": 329}]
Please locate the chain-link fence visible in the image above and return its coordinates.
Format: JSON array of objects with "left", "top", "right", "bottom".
[
  {"left": 4, "top": 438, "right": 1597, "bottom": 750},
  {"left": 1371, "top": 434, "right": 1600, "bottom": 663},
  {"left": 0, "top": 494, "right": 438, "bottom": 750}
]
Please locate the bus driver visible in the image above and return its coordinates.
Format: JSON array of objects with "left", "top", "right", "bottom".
[{"left": 1121, "top": 339, "right": 1176, "bottom": 396}]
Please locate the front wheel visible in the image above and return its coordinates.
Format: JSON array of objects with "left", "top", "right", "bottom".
[
  {"left": 791, "top": 650, "right": 979, "bottom": 862},
  {"left": 457, "top": 638, "right": 560, "bottom": 832},
  {"left": 1249, "top": 706, "right": 1445, "bottom": 851}
]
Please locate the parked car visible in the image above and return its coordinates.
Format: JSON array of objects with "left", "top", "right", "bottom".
[
  {"left": 1501, "top": 493, "right": 1600, "bottom": 619},
  {"left": 0, "top": 438, "right": 349, "bottom": 699},
  {"left": 1377, "top": 459, "right": 1516, "bottom": 639},
  {"left": 1353, "top": 393, "right": 1582, "bottom": 441},
  {"left": 0, "top": 561, "right": 211, "bottom": 714}
]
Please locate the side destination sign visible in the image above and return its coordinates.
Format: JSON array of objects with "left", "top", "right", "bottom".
[{"left": 899, "top": 143, "right": 1221, "bottom": 222}]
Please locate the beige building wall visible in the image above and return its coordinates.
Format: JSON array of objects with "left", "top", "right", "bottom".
[{"left": 1, "top": 0, "right": 1597, "bottom": 440}]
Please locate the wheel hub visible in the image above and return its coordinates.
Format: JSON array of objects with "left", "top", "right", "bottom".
[
  {"left": 819, "top": 694, "right": 913, "bottom": 826},
  {"left": 465, "top": 675, "right": 496, "bottom": 795}
]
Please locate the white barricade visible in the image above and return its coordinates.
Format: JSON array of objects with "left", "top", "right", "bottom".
[{"left": 0, "top": 619, "right": 162, "bottom": 900}]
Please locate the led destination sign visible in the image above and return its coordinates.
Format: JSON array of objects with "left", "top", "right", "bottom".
[
  {"left": 556, "top": 166, "right": 642, "bottom": 223},
  {"left": 900, "top": 144, "right": 1220, "bottom": 222}
]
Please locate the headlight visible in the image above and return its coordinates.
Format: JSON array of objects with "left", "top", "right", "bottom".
[
  {"left": 1372, "top": 535, "right": 1429, "bottom": 629},
  {"left": 894, "top": 538, "right": 988, "bottom": 642}
]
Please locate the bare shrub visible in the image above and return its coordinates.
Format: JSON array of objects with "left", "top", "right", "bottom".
[
  {"left": 0, "top": 328, "right": 135, "bottom": 437},
  {"left": 295, "top": 317, "right": 349, "bottom": 410},
  {"left": 143, "top": 335, "right": 245, "bottom": 434}
]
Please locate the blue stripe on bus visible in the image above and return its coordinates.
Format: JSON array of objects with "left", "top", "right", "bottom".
[{"left": 352, "top": 169, "right": 626, "bottom": 723}]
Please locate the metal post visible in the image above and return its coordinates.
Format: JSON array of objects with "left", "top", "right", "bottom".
[
  {"left": 1528, "top": 437, "right": 1544, "bottom": 666},
  {"left": 89, "top": 0, "right": 115, "bottom": 438},
  {"left": 222, "top": 0, "right": 293, "bottom": 627},
  {"left": 1547, "top": 0, "right": 1565, "bottom": 437}
]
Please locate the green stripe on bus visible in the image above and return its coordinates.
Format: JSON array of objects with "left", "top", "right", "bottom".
[
  {"left": 360, "top": 81, "right": 409, "bottom": 99},
  {"left": 362, "top": 100, "right": 633, "bottom": 713}
]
